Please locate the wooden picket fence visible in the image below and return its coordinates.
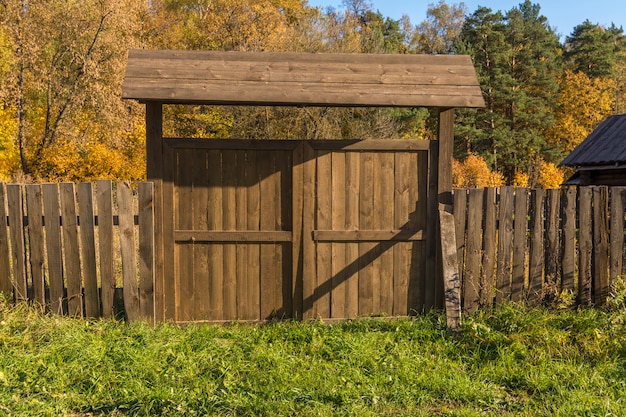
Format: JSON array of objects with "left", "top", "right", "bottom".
[
  {"left": 453, "top": 186, "right": 626, "bottom": 312},
  {"left": 0, "top": 181, "right": 154, "bottom": 322}
]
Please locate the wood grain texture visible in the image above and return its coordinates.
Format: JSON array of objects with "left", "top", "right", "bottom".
[
  {"left": 96, "top": 180, "right": 115, "bottom": 318},
  {"left": 59, "top": 183, "right": 82, "bottom": 316},
  {"left": 118, "top": 181, "right": 140, "bottom": 322},
  {"left": 123, "top": 50, "right": 485, "bottom": 108},
  {"left": 77, "top": 183, "right": 99, "bottom": 318},
  {"left": 561, "top": 188, "right": 577, "bottom": 292},
  {"left": 7, "top": 185, "right": 27, "bottom": 301},
  {"left": 511, "top": 188, "right": 528, "bottom": 302},
  {"left": 25, "top": 184, "right": 45, "bottom": 307},
  {"left": 0, "top": 184, "right": 11, "bottom": 298},
  {"left": 138, "top": 182, "right": 155, "bottom": 323},
  {"left": 42, "top": 184, "right": 64, "bottom": 314}
]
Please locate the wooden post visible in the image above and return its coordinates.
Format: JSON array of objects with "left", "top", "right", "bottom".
[
  {"left": 146, "top": 102, "right": 163, "bottom": 322},
  {"left": 439, "top": 206, "right": 461, "bottom": 333}
]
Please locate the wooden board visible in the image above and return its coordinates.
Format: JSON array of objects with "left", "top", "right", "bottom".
[
  {"left": 528, "top": 188, "right": 545, "bottom": 303},
  {"left": 42, "top": 184, "right": 64, "bottom": 314},
  {"left": 77, "top": 183, "right": 99, "bottom": 318},
  {"left": 123, "top": 50, "right": 485, "bottom": 108},
  {"left": 59, "top": 183, "right": 82, "bottom": 316},
  {"left": 511, "top": 188, "right": 528, "bottom": 302},
  {"left": 96, "top": 180, "right": 115, "bottom": 318},
  {"left": 464, "top": 188, "right": 483, "bottom": 313},
  {"left": 610, "top": 187, "right": 625, "bottom": 282},
  {"left": 7, "top": 185, "right": 27, "bottom": 301},
  {"left": 578, "top": 187, "right": 592, "bottom": 306},
  {"left": 138, "top": 182, "right": 155, "bottom": 323},
  {"left": 482, "top": 188, "right": 497, "bottom": 306},
  {"left": 25, "top": 184, "right": 45, "bottom": 306},
  {"left": 593, "top": 187, "right": 609, "bottom": 305},
  {"left": 0, "top": 184, "right": 11, "bottom": 298},
  {"left": 496, "top": 186, "right": 513, "bottom": 303},
  {"left": 118, "top": 181, "right": 139, "bottom": 322},
  {"left": 561, "top": 188, "right": 577, "bottom": 292}
]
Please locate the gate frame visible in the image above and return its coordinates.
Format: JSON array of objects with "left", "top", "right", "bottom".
[{"left": 122, "top": 50, "right": 485, "bottom": 322}]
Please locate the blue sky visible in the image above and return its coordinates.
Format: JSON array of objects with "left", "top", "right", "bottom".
[{"left": 307, "top": 0, "right": 626, "bottom": 41}]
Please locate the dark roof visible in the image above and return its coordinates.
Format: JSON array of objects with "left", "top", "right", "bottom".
[
  {"left": 560, "top": 114, "right": 626, "bottom": 167},
  {"left": 122, "top": 49, "right": 485, "bottom": 108}
]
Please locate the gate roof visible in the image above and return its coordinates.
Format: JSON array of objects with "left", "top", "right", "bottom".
[{"left": 122, "top": 49, "right": 484, "bottom": 108}]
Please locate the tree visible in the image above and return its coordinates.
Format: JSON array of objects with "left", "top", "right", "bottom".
[
  {"left": 456, "top": 1, "right": 562, "bottom": 181},
  {"left": 412, "top": 0, "right": 467, "bottom": 54},
  {"left": 0, "top": 0, "right": 146, "bottom": 178},
  {"left": 564, "top": 20, "right": 624, "bottom": 78}
]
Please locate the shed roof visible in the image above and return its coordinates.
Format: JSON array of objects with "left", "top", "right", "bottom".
[
  {"left": 122, "top": 49, "right": 485, "bottom": 108},
  {"left": 560, "top": 114, "right": 626, "bottom": 167}
]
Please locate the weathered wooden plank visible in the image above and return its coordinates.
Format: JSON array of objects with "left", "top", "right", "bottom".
[
  {"left": 408, "top": 151, "right": 427, "bottom": 314},
  {"left": 42, "top": 184, "right": 64, "bottom": 314},
  {"left": 511, "top": 188, "right": 528, "bottom": 302},
  {"left": 578, "top": 187, "right": 593, "bottom": 306},
  {"left": 191, "top": 150, "right": 209, "bottom": 320},
  {"left": 138, "top": 182, "right": 155, "bottom": 323},
  {"left": 177, "top": 149, "right": 195, "bottom": 322},
  {"left": 609, "top": 187, "right": 625, "bottom": 283},
  {"left": 561, "top": 188, "right": 577, "bottom": 292},
  {"left": 464, "top": 188, "right": 483, "bottom": 313},
  {"left": 393, "top": 152, "right": 410, "bottom": 316},
  {"left": 345, "top": 151, "right": 360, "bottom": 319},
  {"left": 125, "top": 80, "right": 485, "bottom": 108},
  {"left": 291, "top": 143, "right": 304, "bottom": 319},
  {"left": 528, "top": 188, "right": 545, "bottom": 304},
  {"left": 118, "top": 181, "right": 140, "bottom": 322},
  {"left": 259, "top": 151, "right": 279, "bottom": 319},
  {"left": 496, "top": 186, "right": 513, "bottom": 303},
  {"left": 0, "top": 184, "right": 11, "bottom": 298},
  {"left": 316, "top": 150, "right": 332, "bottom": 319},
  {"left": 146, "top": 102, "right": 164, "bottom": 321},
  {"left": 162, "top": 142, "right": 177, "bottom": 321},
  {"left": 545, "top": 189, "right": 560, "bottom": 288},
  {"left": 481, "top": 188, "right": 497, "bottom": 306},
  {"left": 25, "top": 184, "right": 45, "bottom": 307},
  {"left": 359, "top": 152, "right": 375, "bottom": 315},
  {"left": 222, "top": 150, "right": 237, "bottom": 321},
  {"left": 7, "top": 185, "right": 27, "bottom": 301},
  {"left": 278, "top": 150, "right": 292, "bottom": 319},
  {"left": 246, "top": 150, "right": 261, "bottom": 320},
  {"left": 96, "top": 180, "right": 115, "bottom": 318},
  {"left": 379, "top": 152, "right": 395, "bottom": 315},
  {"left": 423, "top": 144, "right": 438, "bottom": 312},
  {"left": 435, "top": 109, "right": 455, "bottom": 308},
  {"left": 309, "top": 139, "right": 432, "bottom": 152},
  {"left": 59, "top": 183, "right": 82, "bottom": 316},
  {"left": 208, "top": 149, "right": 224, "bottom": 320},
  {"left": 302, "top": 144, "right": 317, "bottom": 319},
  {"left": 313, "top": 230, "right": 424, "bottom": 241},
  {"left": 439, "top": 208, "right": 462, "bottom": 332},
  {"left": 331, "top": 151, "right": 347, "bottom": 319},
  {"left": 593, "top": 186, "right": 610, "bottom": 306},
  {"left": 453, "top": 189, "right": 467, "bottom": 293},
  {"left": 77, "top": 183, "right": 99, "bottom": 318},
  {"left": 235, "top": 150, "right": 249, "bottom": 319}
]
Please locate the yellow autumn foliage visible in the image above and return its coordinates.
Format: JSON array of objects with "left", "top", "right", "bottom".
[
  {"left": 536, "top": 161, "right": 565, "bottom": 188},
  {"left": 453, "top": 154, "right": 504, "bottom": 188}
]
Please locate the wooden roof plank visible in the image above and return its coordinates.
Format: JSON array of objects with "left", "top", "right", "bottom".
[{"left": 122, "top": 49, "right": 485, "bottom": 108}]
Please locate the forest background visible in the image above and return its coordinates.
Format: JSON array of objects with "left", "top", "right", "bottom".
[{"left": 0, "top": 0, "right": 624, "bottom": 187}]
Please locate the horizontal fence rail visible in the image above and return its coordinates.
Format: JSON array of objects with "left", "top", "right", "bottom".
[
  {"left": 0, "top": 181, "right": 154, "bottom": 322},
  {"left": 453, "top": 186, "right": 625, "bottom": 312}
]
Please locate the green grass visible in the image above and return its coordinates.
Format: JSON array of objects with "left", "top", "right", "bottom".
[{"left": 1, "top": 299, "right": 626, "bottom": 416}]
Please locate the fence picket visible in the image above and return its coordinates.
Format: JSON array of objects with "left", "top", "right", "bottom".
[
  {"left": 96, "top": 180, "right": 115, "bottom": 318},
  {"left": 0, "top": 184, "right": 11, "bottom": 298},
  {"left": 578, "top": 187, "right": 593, "bottom": 306},
  {"left": 118, "top": 181, "right": 139, "bottom": 322},
  {"left": 464, "top": 188, "right": 483, "bottom": 313},
  {"left": 610, "top": 187, "right": 625, "bottom": 282},
  {"left": 139, "top": 182, "right": 155, "bottom": 322},
  {"left": 496, "top": 187, "right": 513, "bottom": 303},
  {"left": 512, "top": 188, "right": 529, "bottom": 302},
  {"left": 528, "top": 188, "right": 545, "bottom": 303},
  {"left": 42, "top": 184, "right": 64, "bottom": 314},
  {"left": 77, "top": 183, "right": 99, "bottom": 318},
  {"left": 7, "top": 185, "right": 27, "bottom": 301},
  {"left": 60, "top": 183, "right": 82, "bottom": 316},
  {"left": 482, "top": 188, "right": 497, "bottom": 306},
  {"left": 561, "top": 188, "right": 577, "bottom": 291},
  {"left": 25, "top": 184, "right": 45, "bottom": 306},
  {"left": 593, "top": 187, "right": 610, "bottom": 306}
]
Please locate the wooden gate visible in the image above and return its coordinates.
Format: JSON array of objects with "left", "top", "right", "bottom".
[{"left": 158, "top": 138, "right": 436, "bottom": 322}]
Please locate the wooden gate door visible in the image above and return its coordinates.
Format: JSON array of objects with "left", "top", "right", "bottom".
[
  {"left": 162, "top": 139, "right": 297, "bottom": 322},
  {"left": 300, "top": 140, "right": 435, "bottom": 320},
  {"left": 158, "top": 138, "right": 435, "bottom": 322}
]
